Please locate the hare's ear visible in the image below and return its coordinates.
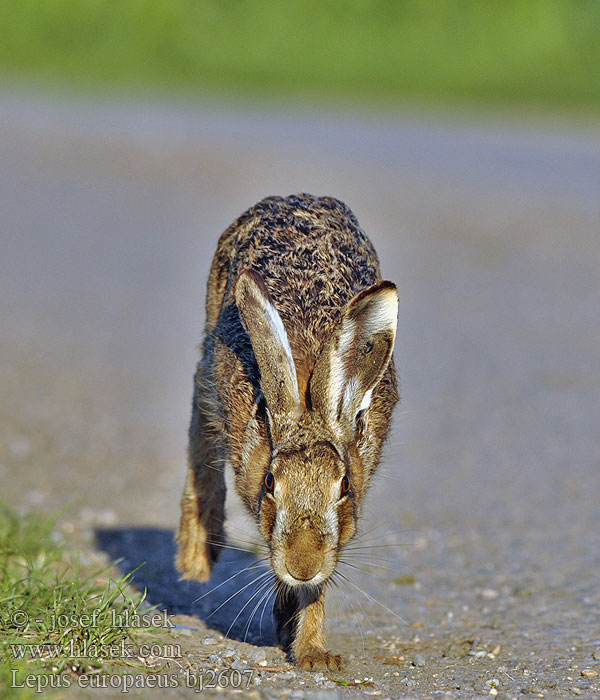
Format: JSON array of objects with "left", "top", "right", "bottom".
[
  {"left": 235, "top": 270, "right": 301, "bottom": 424},
  {"left": 310, "top": 281, "right": 398, "bottom": 437}
]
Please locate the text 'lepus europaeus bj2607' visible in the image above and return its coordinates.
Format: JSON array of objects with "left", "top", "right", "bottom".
[{"left": 176, "top": 193, "right": 399, "bottom": 670}]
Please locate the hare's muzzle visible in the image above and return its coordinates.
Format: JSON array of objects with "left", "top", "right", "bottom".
[{"left": 284, "top": 527, "right": 325, "bottom": 582}]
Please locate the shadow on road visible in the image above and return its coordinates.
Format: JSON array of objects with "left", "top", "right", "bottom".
[{"left": 95, "top": 528, "right": 276, "bottom": 646}]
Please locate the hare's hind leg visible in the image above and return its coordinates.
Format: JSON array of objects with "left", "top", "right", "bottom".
[{"left": 176, "top": 379, "right": 225, "bottom": 582}]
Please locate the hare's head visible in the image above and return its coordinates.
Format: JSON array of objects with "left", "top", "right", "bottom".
[{"left": 235, "top": 270, "right": 398, "bottom": 586}]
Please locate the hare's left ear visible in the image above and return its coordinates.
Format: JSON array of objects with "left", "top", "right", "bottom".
[
  {"left": 310, "top": 281, "right": 398, "bottom": 438},
  {"left": 234, "top": 269, "right": 301, "bottom": 426}
]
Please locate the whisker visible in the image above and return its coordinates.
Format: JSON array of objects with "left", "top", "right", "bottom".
[
  {"left": 226, "top": 521, "right": 262, "bottom": 536},
  {"left": 329, "top": 576, "right": 366, "bottom": 654},
  {"left": 372, "top": 471, "right": 405, "bottom": 482},
  {"left": 192, "top": 558, "right": 269, "bottom": 604},
  {"left": 225, "top": 523, "right": 269, "bottom": 548},
  {"left": 243, "top": 580, "right": 276, "bottom": 643},
  {"left": 204, "top": 569, "right": 272, "bottom": 617},
  {"left": 227, "top": 533, "right": 268, "bottom": 546},
  {"left": 228, "top": 540, "right": 269, "bottom": 553},
  {"left": 335, "top": 573, "right": 377, "bottom": 639},
  {"left": 343, "top": 543, "right": 412, "bottom": 551},
  {"left": 226, "top": 575, "right": 275, "bottom": 639},
  {"left": 205, "top": 540, "right": 268, "bottom": 554},
  {"left": 352, "top": 527, "right": 415, "bottom": 545},
  {"left": 338, "top": 553, "right": 408, "bottom": 572},
  {"left": 352, "top": 521, "right": 391, "bottom": 542},
  {"left": 340, "top": 551, "right": 406, "bottom": 565},
  {"left": 337, "top": 559, "right": 407, "bottom": 579},
  {"left": 335, "top": 570, "right": 407, "bottom": 625},
  {"left": 259, "top": 584, "right": 278, "bottom": 642}
]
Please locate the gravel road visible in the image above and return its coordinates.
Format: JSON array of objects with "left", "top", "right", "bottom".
[{"left": 1, "top": 86, "right": 599, "bottom": 699}]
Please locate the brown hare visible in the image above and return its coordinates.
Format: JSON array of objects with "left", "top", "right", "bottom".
[{"left": 176, "top": 193, "right": 399, "bottom": 671}]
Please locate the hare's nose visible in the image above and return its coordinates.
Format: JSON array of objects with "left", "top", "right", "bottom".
[{"left": 285, "top": 528, "right": 324, "bottom": 581}]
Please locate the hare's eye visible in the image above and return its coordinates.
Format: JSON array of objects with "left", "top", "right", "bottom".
[
  {"left": 340, "top": 474, "right": 351, "bottom": 497},
  {"left": 265, "top": 472, "right": 275, "bottom": 493}
]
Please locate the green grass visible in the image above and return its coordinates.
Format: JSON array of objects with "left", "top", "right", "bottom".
[
  {"left": 0, "top": 501, "right": 153, "bottom": 698},
  {"left": 0, "top": 0, "right": 599, "bottom": 109}
]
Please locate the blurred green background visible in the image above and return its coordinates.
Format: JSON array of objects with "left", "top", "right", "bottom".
[{"left": 1, "top": 0, "right": 599, "bottom": 110}]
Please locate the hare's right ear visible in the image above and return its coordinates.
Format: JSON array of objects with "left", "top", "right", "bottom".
[
  {"left": 310, "top": 281, "right": 398, "bottom": 440},
  {"left": 235, "top": 270, "right": 301, "bottom": 429}
]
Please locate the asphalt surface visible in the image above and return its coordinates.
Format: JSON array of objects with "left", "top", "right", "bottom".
[{"left": 1, "top": 86, "right": 599, "bottom": 699}]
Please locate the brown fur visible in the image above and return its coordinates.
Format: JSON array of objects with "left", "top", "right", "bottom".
[{"left": 176, "top": 193, "right": 399, "bottom": 669}]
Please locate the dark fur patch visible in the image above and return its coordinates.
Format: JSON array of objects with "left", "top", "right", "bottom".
[{"left": 215, "top": 302, "right": 260, "bottom": 393}]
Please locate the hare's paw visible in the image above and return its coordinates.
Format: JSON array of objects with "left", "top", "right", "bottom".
[
  {"left": 298, "top": 648, "right": 343, "bottom": 672},
  {"left": 175, "top": 543, "right": 212, "bottom": 582}
]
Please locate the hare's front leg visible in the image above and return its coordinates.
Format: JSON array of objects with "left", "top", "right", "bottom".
[
  {"left": 274, "top": 585, "right": 343, "bottom": 671},
  {"left": 175, "top": 379, "right": 225, "bottom": 582}
]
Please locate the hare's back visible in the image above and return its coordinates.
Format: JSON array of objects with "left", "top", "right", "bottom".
[{"left": 206, "top": 194, "right": 382, "bottom": 337}]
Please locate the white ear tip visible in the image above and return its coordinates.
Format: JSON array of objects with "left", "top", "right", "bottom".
[
  {"left": 381, "top": 287, "right": 399, "bottom": 313},
  {"left": 370, "top": 287, "right": 398, "bottom": 332}
]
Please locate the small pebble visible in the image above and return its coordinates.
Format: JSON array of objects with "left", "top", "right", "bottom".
[
  {"left": 202, "top": 636, "right": 218, "bottom": 645},
  {"left": 277, "top": 671, "right": 296, "bottom": 681},
  {"left": 581, "top": 669, "right": 599, "bottom": 677},
  {"left": 223, "top": 648, "right": 236, "bottom": 658},
  {"left": 230, "top": 658, "right": 250, "bottom": 671},
  {"left": 253, "top": 649, "right": 267, "bottom": 663},
  {"left": 593, "top": 650, "right": 600, "bottom": 661},
  {"left": 208, "top": 654, "right": 223, "bottom": 664},
  {"left": 414, "top": 654, "right": 426, "bottom": 667},
  {"left": 470, "top": 650, "right": 487, "bottom": 659},
  {"left": 480, "top": 589, "right": 499, "bottom": 600}
]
